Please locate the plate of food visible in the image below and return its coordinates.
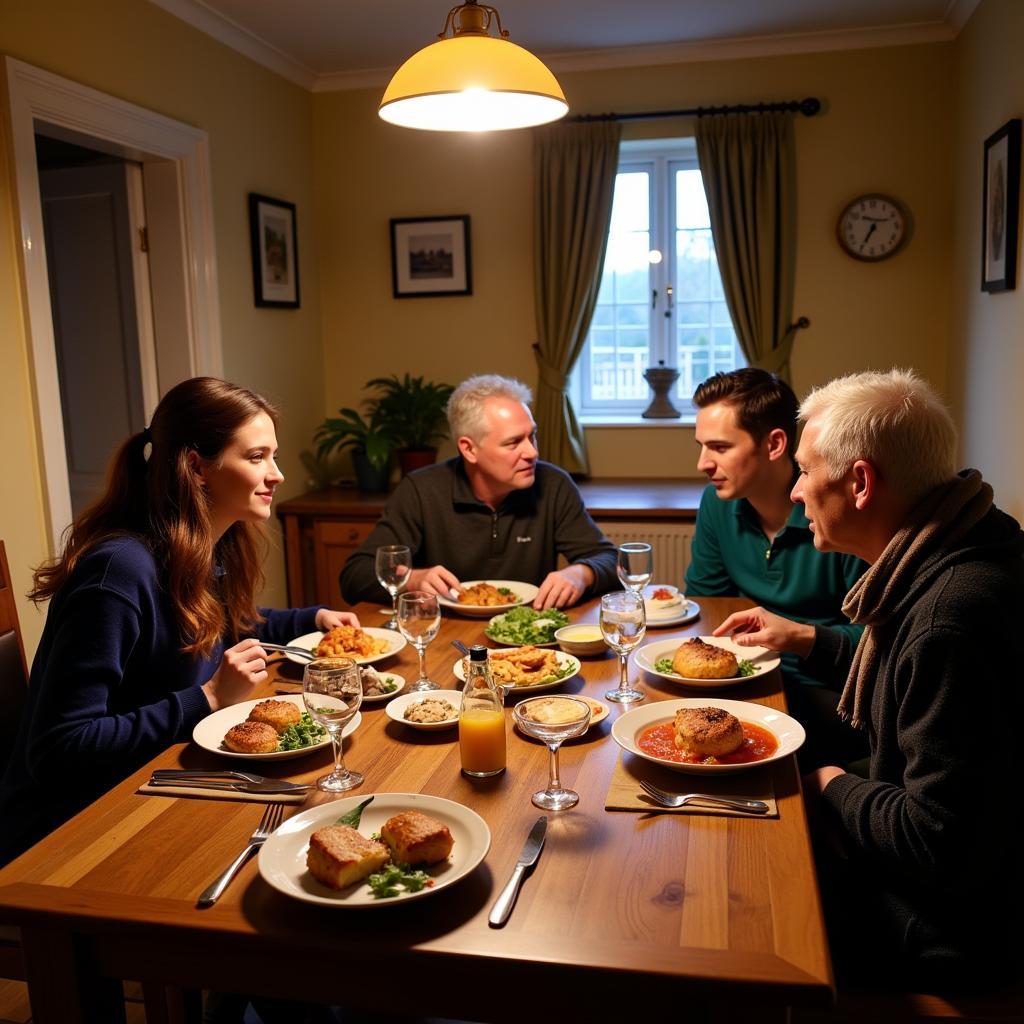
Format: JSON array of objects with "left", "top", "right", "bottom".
[
  {"left": 258, "top": 792, "right": 491, "bottom": 906},
  {"left": 192, "top": 695, "right": 360, "bottom": 761},
  {"left": 513, "top": 694, "right": 609, "bottom": 735},
  {"left": 642, "top": 585, "right": 701, "bottom": 629},
  {"left": 385, "top": 690, "right": 463, "bottom": 730},
  {"left": 484, "top": 606, "right": 569, "bottom": 646},
  {"left": 438, "top": 580, "right": 538, "bottom": 618},
  {"left": 359, "top": 666, "right": 405, "bottom": 703},
  {"left": 611, "top": 697, "right": 804, "bottom": 775},
  {"left": 634, "top": 636, "right": 780, "bottom": 687},
  {"left": 285, "top": 626, "right": 406, "bottom": 666},
  {"left": 452, "top": 646, "right": 581, "bottom": 694}
]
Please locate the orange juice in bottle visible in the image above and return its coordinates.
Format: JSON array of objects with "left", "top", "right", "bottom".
[{"left": 459, "top": 645, "right": 506, "bottom": 777}]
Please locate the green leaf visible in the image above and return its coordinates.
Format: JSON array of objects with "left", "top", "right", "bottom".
[{"left": 336, "top": 796, "right": 374, "bottom": 828}]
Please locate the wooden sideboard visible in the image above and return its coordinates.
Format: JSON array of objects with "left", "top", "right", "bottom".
[{"left": 276, "top": 478, "right": 706, "bottom": 608}]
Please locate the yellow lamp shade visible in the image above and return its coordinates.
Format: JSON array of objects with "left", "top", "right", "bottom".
[{"left": 379, "top": 36, "right": 568, "bottom": 132}]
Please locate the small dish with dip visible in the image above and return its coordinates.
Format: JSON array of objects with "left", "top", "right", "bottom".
[{"left": 554, "top": 623, "right": 607, "bottom": 657}]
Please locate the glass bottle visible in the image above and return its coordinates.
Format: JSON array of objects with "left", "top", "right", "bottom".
[{"left": 459, "top": 645, "right": 507, "bottom": 778}]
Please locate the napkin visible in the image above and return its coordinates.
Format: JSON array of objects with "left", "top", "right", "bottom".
[
  {"left": 605, "top": 753, "right": 778, "bottom": 818},
  {"left": 138, "top": 782, "right": 307, "bottom": 804}
]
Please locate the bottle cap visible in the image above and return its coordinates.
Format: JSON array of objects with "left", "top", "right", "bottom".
[{"left": 469, "top": 645, "right": 488, "bottom": 662}]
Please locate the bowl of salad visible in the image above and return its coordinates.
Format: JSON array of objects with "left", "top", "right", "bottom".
[{"left": 484, "top": 606, "right": 569, "bottom": 646}]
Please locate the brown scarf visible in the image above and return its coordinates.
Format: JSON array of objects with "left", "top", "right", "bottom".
[{"left": 838, "top": 470, "right": 993, "bottom": 730}]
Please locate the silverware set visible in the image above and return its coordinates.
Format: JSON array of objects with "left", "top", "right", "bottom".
[
  {"left": 197, "top": 802, "right": 285, "bottom": 908},
  {"left": 149, "top": 769, "right": 310, "bottom": 794},
  {"left": 638, "top": 779, "right": 769, "bottom": 815}
]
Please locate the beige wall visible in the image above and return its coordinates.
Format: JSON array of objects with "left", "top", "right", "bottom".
[
  {"left": 1, "top": 0, "right": 321, "bottom": 652},
  {"left": 949, "top": 0, "right": 1024, "bottom": 520},
  {"left": 312, "top": 42, "right": 955, "bottom": 477}
]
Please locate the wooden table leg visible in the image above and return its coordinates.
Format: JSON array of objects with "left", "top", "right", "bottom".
[{"left": 143, "top": 982, "right": 203, "bottom": 1024}]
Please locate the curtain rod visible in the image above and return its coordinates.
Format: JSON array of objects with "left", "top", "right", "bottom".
[{"left": 568, "top": 97, "right": 821, "bottom": 123}]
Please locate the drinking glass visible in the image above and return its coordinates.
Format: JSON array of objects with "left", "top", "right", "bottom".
[
  {"left": 513, "top": 696, "right": 592, "bottom": 810},
  {"left": 375, "top": 544, "right": 412, "bottom": 630},
  {"left": 617, "top": 542, "right": 653, "bottom": 594},
  {"left": 303, "top": 657, "right": 363, "bottom": 792},
  {"left": 397, "top": 590, "right": 441, "bottom": 692},
  {"left": 600, "top": 590, "right": 646, "bottom": 703}
]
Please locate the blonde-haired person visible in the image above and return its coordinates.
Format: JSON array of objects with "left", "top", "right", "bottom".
[
  {"left": 715, "top": 368, "right": 1024, "bottom": 987},
  {"left": 340, "top": 373, "right": 617, "bottom": 610},
  {"left": 0, "top": 378, "right": 359, "bottom": 865}
]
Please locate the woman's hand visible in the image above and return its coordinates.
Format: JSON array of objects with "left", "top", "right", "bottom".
[
  {"left": 201, "top": 638, "right": 269, "bottom": 711},
  {"left": 315, "top": 609, "right": 361, "bottom": 631},
  {"left": 712, "top": 606, "right": 816, "bottom": 658}
]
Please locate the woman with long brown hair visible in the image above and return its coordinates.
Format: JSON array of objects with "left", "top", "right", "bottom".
[{"left": 0, "top": 377, "right": 360, "bottom": 864}]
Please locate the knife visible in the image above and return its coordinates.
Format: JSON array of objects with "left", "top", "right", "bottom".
[
  {"left": 147, "top": 776, "right": 310, "bottom": 794},
  {"left": 488, "top": 815, "right": 547, "bottom": 927}
]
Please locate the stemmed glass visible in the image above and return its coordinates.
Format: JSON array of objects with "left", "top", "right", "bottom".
[
  {"left": 397, "top": 590, "right": 441, "bottom": 692},
  {"left": 600, "top": 590, "right": 647, "bottom": 703},
  {"left": 375, "top": 544, "right": 412, "bottom": 630},
  {"left": 513, "top": 696, "right": 592, "bottom": 810},
  {"left": 303, "top": 657, "right": 363, "bottom": 792},
  {"left": 617, "top": 542, "right": 653, "bottom": 594}
]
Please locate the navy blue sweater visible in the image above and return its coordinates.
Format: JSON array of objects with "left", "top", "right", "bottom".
[{"left": 0, "top": 536, "right": 321, "bottom": 864}]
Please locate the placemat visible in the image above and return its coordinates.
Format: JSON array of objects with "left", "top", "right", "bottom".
[
  {"left": 605, "top": 753, "right": 778, "bottom": 818},
  {"left": 138, "top": 782, "right": 307, "bottom": 804}
]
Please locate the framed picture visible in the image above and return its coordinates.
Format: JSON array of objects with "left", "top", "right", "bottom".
[
  {"left": 390, "top": 215, "right": 472, "bottom": 298},
  {"left": 981, "top": 118, "right": 1021, "bottom": 293},
  {"left": 249, "top": 193, "right": 300, "bottom": 308}
]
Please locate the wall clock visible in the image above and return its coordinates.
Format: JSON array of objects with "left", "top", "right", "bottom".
[{"left": 837, "top": 194, "right": 907, "bottom": 261}]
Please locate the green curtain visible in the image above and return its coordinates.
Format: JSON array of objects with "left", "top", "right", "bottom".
[
  {"left": 695, "top": 112, "right": 797, "bottom": 380},
  {"left": 532, "top": 120, "right": 621, "bottom": 475}
]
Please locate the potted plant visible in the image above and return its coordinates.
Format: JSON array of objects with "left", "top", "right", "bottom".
[
  {"left": 314, "top": 405, "right": 397, "bottom": 492},
  {"left": 368, "top": 373, "right": 455, "bottom": 476}
]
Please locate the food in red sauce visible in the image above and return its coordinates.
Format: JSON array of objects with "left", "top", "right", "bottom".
[
  {"left": 638, "top": 719, "right": 778, "bottom": 765},
  {"left": 674, "top": 706, "right": 743, "bottom": 756},
  {"left": 651, "top": 588, "right": 676, "bottom": 601}
]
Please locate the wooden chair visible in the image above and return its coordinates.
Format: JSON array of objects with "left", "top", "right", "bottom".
[{"left": 0, "top": 541, "right": 27, "bottom": 982}]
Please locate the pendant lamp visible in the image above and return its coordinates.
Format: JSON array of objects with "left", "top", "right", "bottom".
[{"left": 379, "top": 1, "right": 568, "bottom": 132}]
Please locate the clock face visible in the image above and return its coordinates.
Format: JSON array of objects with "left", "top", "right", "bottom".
[{"left": 838, "top": 195, "right": 906, "bottom": 261}]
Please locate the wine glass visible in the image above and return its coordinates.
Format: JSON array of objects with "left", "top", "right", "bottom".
[
  {"left": 513, "top": 696, "right": 592, "bottom": 810},
  {"left": 375, "top": 544, "right": 412, "bottom": 630},
  {"left": 600, "top": 590, "right": 646, "bottom": 703},
  {"left": 617, "top": 542, "right": 653, "bottom": 594},
  {"left": 303, "top": 657, "right": 363, "bottom": 792},
  {"left": 397, "top": 590, "right": 441, "bottom": 692}
]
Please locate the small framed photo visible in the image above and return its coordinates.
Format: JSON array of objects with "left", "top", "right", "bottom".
[
  {"left": 981, "top": 118, "right": 1021, "bottom": 293},
  {"left": 390, "top": 215, "right": 471, "bottom": 298},
  {"left": 249, "top": 193, "right": 300, "bottom": 308}
]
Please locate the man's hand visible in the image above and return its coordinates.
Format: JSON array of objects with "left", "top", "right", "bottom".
[
  {"left": 713, "top": 606, "right": 816, "bottom": 658},
  {"left": 315, "top": 609, "right": 361, "bottom": 631},
  {"left": 802, "top": 765, "right": 846, "bottom": 819},
  {"left": 534, "top": 564, "right": 594, "bottom": 610},
  {"left": 406, "top": 565, "right": 462, "bottom": 600}
]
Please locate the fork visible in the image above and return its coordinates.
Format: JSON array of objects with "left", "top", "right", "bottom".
[
  {"left": 258, "top": 642, "right": 315, "bottom": 659},
  {"left": 638, "top": 779, "right": 769, "bottom": 815},
  {"left": 196, "top": 803, "right": 285, "bottom": 908}
]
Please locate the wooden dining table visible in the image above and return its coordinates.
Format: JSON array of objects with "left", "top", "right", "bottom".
[{"left": 0, "top": 596, "right": 834, "bottom": 1023}]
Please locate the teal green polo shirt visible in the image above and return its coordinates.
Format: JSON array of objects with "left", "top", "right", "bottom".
[{"left": 684, "top": 484, "right": 866, "bottom": 687}]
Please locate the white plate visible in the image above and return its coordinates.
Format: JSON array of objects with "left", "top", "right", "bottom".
[
  {"left": 634, "top": 635, "right": 780, "bottom": 687},
  {"left": 452, "top": 649, "right": 581, "bottom": 694},
  {"left": 359, "top": 669, "right": 406, "bottom": 703},
  {"left": 437, "top": 580, "right": 539, "bottom": 618},
  {"left": 611, "top": 697, "right": 805, "bottom": 775},
  {"left": 385, "top": 690, "right": 464, "bottom": 730},
  {"left": 258, "top": 793, "right": 491, "bottom": 906},
  {"left": 644, "top": 599, "right": 701, "bottom": 629},
  {"left": 192, "top": 695, "right": 360, "bottom": 761},
  {"left": 484, "top": 609, "right": 566, "bottom": 647},
  {"left": 285, "top": 628, "right": 407, "bottom": 666}
]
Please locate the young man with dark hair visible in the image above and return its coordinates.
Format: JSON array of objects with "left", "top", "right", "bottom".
[{"left": 685, "top": 368, "right": 867, "bottom": 767}]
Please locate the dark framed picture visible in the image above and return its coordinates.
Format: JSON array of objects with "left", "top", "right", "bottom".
[
  {"left": 981, "top": 118, "right": 1021, "bottom": 293},
  {"left": 390, "top": 215, "right": 472, "bottom": 298},
  {"left": 249, "top": 193, "right": 300, "bottom": 308}
]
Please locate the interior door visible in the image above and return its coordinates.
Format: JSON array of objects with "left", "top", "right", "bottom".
[{"left": 39, "top": 162, "right": 148, "bottom": 517}]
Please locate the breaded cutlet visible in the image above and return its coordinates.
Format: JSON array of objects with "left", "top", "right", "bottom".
[
  {"left": 223, "top": 719, "right": 279, "bottom": 754},
  {"left": 307, "top": 825, "right": 390, "bottom": 890},
  {"left": 380, "top": 811, "right": 453, "bottom": 866},
  {"left": 248, "top": 699, "right": 301, "bottom": 734}
]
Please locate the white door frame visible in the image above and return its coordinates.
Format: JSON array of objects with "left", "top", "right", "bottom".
[{"left": 4, "top": 56, "right": 223, "bottom": 548}]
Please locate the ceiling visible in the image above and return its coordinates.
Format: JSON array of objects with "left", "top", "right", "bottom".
[{"left": 149, "top": 0, "right": 980, "bottom": 92}]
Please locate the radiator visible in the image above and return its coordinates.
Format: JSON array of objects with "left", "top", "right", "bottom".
[{"left": 599, "top": 522, "right": 695, "bottom": 587}]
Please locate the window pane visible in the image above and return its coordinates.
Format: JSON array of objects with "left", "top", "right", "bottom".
[
  {"left": 610, "top": 172, "right": 650, "bottom": 233},
  {"left": 676, "top": 169, "right": 711, "bottom": 229}
]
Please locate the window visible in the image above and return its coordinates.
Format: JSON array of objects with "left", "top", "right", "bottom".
[{"left": 572, "top": 139, "right": 744, "bottom": 420}]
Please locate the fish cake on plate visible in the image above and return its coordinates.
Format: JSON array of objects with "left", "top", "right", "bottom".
[
  {"left": 307, "top": 825, "right": 390, "bottom": 890},
  {"left": 380, "top": 811, "right": 454, "bottom": 866},
  {"left": 223, "top": 719, "right": 279, "bottom": 754},
  {"left": 674, "top": 706, "right": 744, "bottom": 757},
  {"left": 671, "top": 638, "right": 738, "bottom": 679},
  {"left": 248, "top": 699, "right": 300, "bottom": 734}
]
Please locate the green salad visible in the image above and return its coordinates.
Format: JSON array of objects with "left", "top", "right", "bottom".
[
  {"left": 277, "top": 712, "right": 328, "bottom": 751},
  {"left": 484, "top": 606, "right": 569, "bottom": 645},
  {"left": 653, "top": 656, "right": 757, "bottom": 678}
]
